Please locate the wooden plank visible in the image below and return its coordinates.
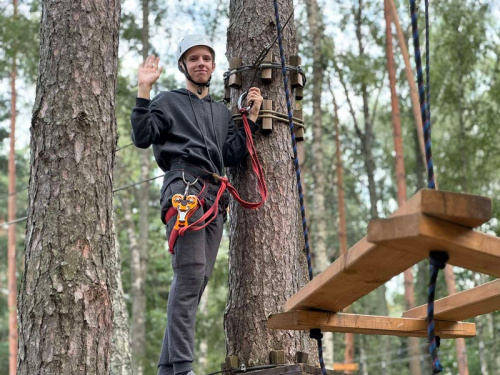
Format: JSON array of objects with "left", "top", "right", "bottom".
[
  {"left": 390, "top": 189, "right": 491, "bottom": 228},
  {"left": 284, "top": 237, "right": 424, "bottom": 312},
  {"left": 402, "top": 279, "right": 500, "bottom": 321},
  {"left": 268, "top": 311, "right": 476, "bottom": 338},
  {"left": 368, "top": 213, "right": 500, "bottom": 277}
]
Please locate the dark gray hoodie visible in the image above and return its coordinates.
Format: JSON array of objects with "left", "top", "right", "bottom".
[{"left": 130, "top": 88, "right": 259, "bottom": 220}]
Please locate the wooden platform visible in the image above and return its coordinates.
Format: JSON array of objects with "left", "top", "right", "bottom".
[
  {"left": 367, "top": 214, "right": 500, "bottom": 277},
  {"left": 268, "top": 311, "right": 476, "bottom": 338},
  {"left": 284, "top": 190, "right": 492, "bottom": 313},
  {"left": 402, "top": 279, "right": 500, "bottom": 321},
  {"left": 270, "top": 190, "right": 498, "bottom": 338}
]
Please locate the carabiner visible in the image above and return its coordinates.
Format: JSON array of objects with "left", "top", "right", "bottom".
[{"left": 238, "top": 92, "right": 252, "bottom": 113}]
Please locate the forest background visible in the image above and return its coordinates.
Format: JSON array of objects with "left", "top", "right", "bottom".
[{"left": 1, "top": 0, "right": 499, "bottom": 374}]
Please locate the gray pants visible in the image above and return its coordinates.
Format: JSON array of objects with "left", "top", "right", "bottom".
[{"left": 158, "top": 181, "right": 224, "bottom": 375}]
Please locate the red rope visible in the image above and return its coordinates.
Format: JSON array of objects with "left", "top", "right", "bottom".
[{"left": 167, "top": 110, "right": 267, "bottom": 253}]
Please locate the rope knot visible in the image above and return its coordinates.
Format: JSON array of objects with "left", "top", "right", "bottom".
[
  {"left": 429, "top": 251, "right": 449, "bottom": 269},
  {"left": 309, "top": 328, "right": 323, "bottom": 341}
]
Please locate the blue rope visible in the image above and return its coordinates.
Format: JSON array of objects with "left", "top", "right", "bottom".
[
  {"left": 410, "top": 0, "right": 435, "bottom": 189},
  {"left": 272, "top": 1, "right": 325, "bottom": 374},
  {"left": 409, "top": 2, "right": 448, "bottom": 373},
  {"left": 428, "top": 252, "right": 449, "bottom": 373},
  {"left": 272, "top": 0, "right": 313, "bottom": 282}
]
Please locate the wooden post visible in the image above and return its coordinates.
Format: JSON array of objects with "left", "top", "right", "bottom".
[
  {"left": 289, "top": 55, "right": 303, "bottom": 88},
  {"left": 262, "top": 99, "right": 273, "bottom": 132},
  {"left": 293, "top": 105, "right": 304, "bottom": 141},
  {"left": 295, "top": 86, "right": 304, "bottom": 101},
  {"left": 225, "top": 355, "right": 239, "bottom": 370},
  {"left": 229, "top": 57, "right": 242, "bottom": 88},
  {"left": 270, "top": 350, "right": 285, "bottom": 364},
  {"left": 224, "top": 81, "right": 231, "bottom": 102},
  {"left": 295, "top": 351, "right": 309, "bottom": 364},
  {"left": 261, "top": 51, "right": 273, "bottom": 83}
]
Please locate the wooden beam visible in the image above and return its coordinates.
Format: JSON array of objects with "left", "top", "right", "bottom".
[
  {"left": 284, "top": 190, "right": 491, "bottom": 313},
  {"left": 268, "top": 310, "right": 476, "bottom": 338},
  {"left": 390, "top": 189, "right": 491, "bottom": 228},
  {"left": 284, "top": 237, "right": 424, "bottom": 312},
  {"left": 368, "top": 213, "right": 500, "bottom": 277},
  {"left": 403, "top": 279, "right": 500, "bottom": 321}
]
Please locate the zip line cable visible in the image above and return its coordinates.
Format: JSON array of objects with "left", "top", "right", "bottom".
[
  {"left": 3, "top": 140, "right": 147, "bottom": 199},
  {"left": 1, "top": 173, "right": 166, "bottom": 228}
]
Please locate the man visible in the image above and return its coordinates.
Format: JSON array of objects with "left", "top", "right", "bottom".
[{"left": 130, "top": 34, "right": 263, "bottom": 375}]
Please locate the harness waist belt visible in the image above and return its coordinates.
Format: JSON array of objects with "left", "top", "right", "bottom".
[{"left": 170, "top": 162, "right": 221, "bottom": 184}]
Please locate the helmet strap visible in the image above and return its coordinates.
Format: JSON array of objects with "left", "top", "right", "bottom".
[{"left": 181, "top": 61, "right": 212, "bottom": 95}]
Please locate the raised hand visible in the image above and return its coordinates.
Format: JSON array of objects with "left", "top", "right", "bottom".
[{"left": 138, "top": 55, "right": 163, "bottom": 88}]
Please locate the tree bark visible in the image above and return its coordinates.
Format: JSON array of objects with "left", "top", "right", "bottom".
[
  {"left": 8, "top": 1, "right": 18, "bottom": 373},
  {"left": 225, "top": 0, "right": 314, "bottom": 365},
  {"left": 17, "top": 0, "right": 120, "bottom": 373},
  {"left": 384, "top": 1, "right": 421, "bottom": 373},
  {"left": 131, "top": 1, "right": 151, "bottom": 373}
]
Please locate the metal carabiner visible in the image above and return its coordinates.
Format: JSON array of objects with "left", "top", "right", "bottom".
[{"left": 238, "top": 91, "right": 252, "bottom": 113}]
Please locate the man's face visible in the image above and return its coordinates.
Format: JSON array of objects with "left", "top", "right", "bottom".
[{"left": 183, "top": 46, "right": 215, "bottom": 83}]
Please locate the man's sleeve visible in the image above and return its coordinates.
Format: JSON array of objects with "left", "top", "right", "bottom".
[
  {"left": 222, "top": 110, "right": 259, "bottom": 167},
  {"left": 130, "top": 94, "right": 171, "bottom": 148}
]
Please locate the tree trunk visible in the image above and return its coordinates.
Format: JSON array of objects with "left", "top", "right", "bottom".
[
  {"left": 303, "top": 0, "right": 333, "bottom": 366},
  {"left": 329, "top": 81, "right": 354, "bottom": 369},
  {"left": 8, "top": 1, "right": 18, "bottom": 372},
  {"left": 384, "top": 1, "right": 421, "bottom": 373},
  {"left": 304, "top": 0, "right": 327, "bottom": 274},
  {"left": 387, "top": 0, "right": 427, "bottom": 171},
  {"left": 444, "top": 266, "right": 469, "bottom": 374},
  {"left": 131, "top": 1, "right": 151, "bottom": 373},
  {"left": 355, "top": 1, "right": 390, "bottom": 372},
  {"left": 110, "top": 213, "right": 132, "bottom": 375},
  {"left": 17, "top": 0, "right": 120, "bottom": 373},
  {"left": 225, "top": 0, "right": 314, "bottom": 365}
]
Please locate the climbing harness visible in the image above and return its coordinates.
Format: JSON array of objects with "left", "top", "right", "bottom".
[
  {"left": 165, "top": 92, "right": 268, "bottom": 254},
  {"left": 271, "top": 0, "right": 324, "bottom": 374},
  {"left": 409, "top": 0, "right": 447, "bottom": 372}
]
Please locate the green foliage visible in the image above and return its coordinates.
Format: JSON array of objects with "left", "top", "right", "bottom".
[{"left": 2, "top": 0, "right": 500, "bottom": 373}]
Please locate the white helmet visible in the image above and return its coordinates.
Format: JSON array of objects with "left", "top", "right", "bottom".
[
  {"left": 177, "top": 34, "right": 215, "bottom": 93},
  {"left": 177, "top": 34, "right": 215, "bottom": 64}
]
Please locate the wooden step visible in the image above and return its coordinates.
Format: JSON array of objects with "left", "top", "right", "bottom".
[
  {"left": 284, "top": 190, "right": 492, "bottom": 313},
  {"left": 284, "top": 237, "right": 424, "bottom": 312},
  {"left": 268, "top": 310, "right": 476, "bottom": 338},
  {"left": 367, "top": 213, "right": 500, "bottom": 277},
  {"left": 402, "top": 279, "right": 500, "bottom": 321},
  {"left": 390, "top": 189, "right": 491, "bottom": 228}
]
